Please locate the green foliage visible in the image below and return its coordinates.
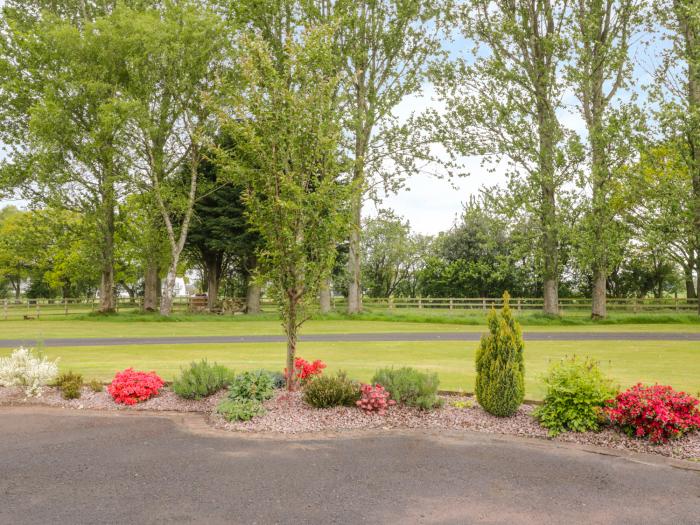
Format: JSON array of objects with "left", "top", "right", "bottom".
[
  {"left": 172, "top": 360, "right": 234, "bottom": 400},
  {"left": 475, "top": 292, "right": 525, "bottom": 417},
  {"left": 450, "top": 399, "right": 474, "bottom": 409},
  {"left": 533, "top": 356, "right": 618, "bottom": 436},
  {"left": 88, "top": 379, "right": 104, "bottom": 392},
  {"left": 262, "top": 370, "right": 286, "bottom": 390},
  {"left": 61, "top": 380, "right": 82, "bottom": 400},
  {"left": 303, "top": 371, "right": 360, "bottom": 409},
  {"left": 216, "top": 398, "right": 265, "bottom": 422},
  {"left": 228, "top": 370, "right": 275, "bottom": 402},
  {"left": 371, "top": 367, "right": 441, "bottom": 410},
  {"left": 55, "top": 370, "right": 83, "bottom": 389}
]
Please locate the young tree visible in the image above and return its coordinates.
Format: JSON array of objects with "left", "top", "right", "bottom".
[
  {"left": 434, "top": 0, "right": 579, "bottom": 315},
  {"left": 220, "top": 26, "right": 355, "bottom": 389},
  {"left": 568, "top": 0, "right": 643, "bottom": 318}
]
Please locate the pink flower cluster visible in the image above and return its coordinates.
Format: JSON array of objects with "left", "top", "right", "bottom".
[
  {"left": 356, "top": 384, "right": 396, "bottom": 415},
  {"left": 107, "top": 368, "right": 164, "bottom": 405},
  {"left": 606, "top": 383, "right": 700, "bottom": 444}
]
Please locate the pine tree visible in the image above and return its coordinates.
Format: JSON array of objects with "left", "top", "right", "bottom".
[{"left": 475, "top": 291, "right": 525, "bottom": 416}]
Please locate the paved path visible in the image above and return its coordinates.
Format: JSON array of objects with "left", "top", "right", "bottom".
[
  {"left": 1, "top": 331, "right": 699, "bottom": 348},
  {"left": 0, "top": 408, "right": 698, "bottom": 524}
]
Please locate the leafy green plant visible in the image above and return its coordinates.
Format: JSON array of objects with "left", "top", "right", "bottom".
[
  {"left": 55, "top": 370, "right": 83, "bottom": 389},
  {"left": 533, "top": 356, "right": 617, "bottom": 436},
  {"left": 88, "top": 379, "right": 103, "bottom": 392},
  {"left": 61, "top": 379, "right": 82, "bottom": 400},
  {"left": 216, "top": 399, "right": 266, "bottom": 422},
  {"left": 228, "top": 370, "right": 275, "bottom": 402},
  {"left": 371, "top": 367, "right": 441, "bottom": 410},
  {"left": 303, "top": 371, "right": 361, "bottom": 408},
  {"left": 172, "top": 360, "right": 234, "bottom": 400},
  {"left": 262, "top": 370, "right": 286, "bottom": 389},
  {"left": 450, "top": 399, "right": 474, "bottom": 409},
  {"left": 475, "top": 292, "right": 525, "bottom": 417}
]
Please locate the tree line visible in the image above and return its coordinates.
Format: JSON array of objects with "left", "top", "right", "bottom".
[{"left": 0, "top": 0, "right": 699, "bottom": 325}]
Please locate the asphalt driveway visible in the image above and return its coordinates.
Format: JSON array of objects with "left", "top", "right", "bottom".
[{"left": 0, "top": 408, "right": 698, "bottom": 524}]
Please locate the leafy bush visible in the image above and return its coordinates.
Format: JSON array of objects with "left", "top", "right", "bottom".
[
  {"left": 371, "top": 367, "right": 441, "bottom": 410},
  {"left": 263, "top": 370, "right": 286, "bottom": 389},
  {"left": 172, "top": 360, "right": 234, "bottom": 400},
  {"left": 606, "top": 384, "right": 700, "bottom": 443},
  {"left": 303, "top": 371, "right": 360, "bottom": 408},
  {"left": 475, "top": 292, "right": 525, "bottom": 417},
  {"left": 108, "top": 368, "right": 164, "bottom": 405},
  {"left": 55, "top": 370, "right": 83, "bottom": 388},
  {"left": 88, "top": 379, "right": 104, "bottom": 392},
  {"left": 533, "top": 356, "right": 617, "bottom": 436},
  {"left": 356, "top": 384, "right": 395, "bottom": 414},
  {"left": 228, "top": 370, "right": 275, "bottom": 402},
  {"left": 61, "top": 380, "right": 82, "bottom": 400},
  {"left": 285, "top": 357, "right": 326, "bottom": 388},
  {"left": 0, "top": 347, "right": 59, "bottom": 397},
  {"left": 216, "top": 399, "right": 266, "bottom": 421}
]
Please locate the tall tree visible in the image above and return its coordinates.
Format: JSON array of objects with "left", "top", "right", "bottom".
[
  {"left": 568, "top": 0, "right": 642, "bottom": 318},
  {"left": 434, "top": 0, "right": 579, "bottom": 314},
  {"left": 220, "top": 25, "right": 355, "bottom": 389}
]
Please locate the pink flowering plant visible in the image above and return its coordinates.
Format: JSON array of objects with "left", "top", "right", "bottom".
[
  {"left": 356, "top": 383, "right": 396, "bottom": 415},
  {"left": 108, "top": 368, "right": 164, "bottom": 405},
  {"left": 605, "top": 383, "right": 700, "bottom": 444}
]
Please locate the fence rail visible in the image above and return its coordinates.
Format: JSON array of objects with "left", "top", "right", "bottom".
[{"left": 1, "top": 295, "right": 698, "bottom": 320}]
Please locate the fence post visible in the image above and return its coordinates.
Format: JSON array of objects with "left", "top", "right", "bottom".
[
  {"left": 418, "top": 296, "right": 423, "bottom": 309},
  {"left": 36, "top": 301, "right": 40, "bottom": 319},
  {"left": 517, "top": 298, "right": 522, "bottom": 311},
  {"left": 482, "top": 298, "right": 487, "bottom": 311},
  {"left": 633, "top": 296, "right": 639, "bottom": 313},
  {"left": 449, "top": 298, "right": 453, "bottom": 310},
  {"left": 674, "top": 293, "right": 679, "bottom": 312}
]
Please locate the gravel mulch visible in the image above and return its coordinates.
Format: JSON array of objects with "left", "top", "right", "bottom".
[
  {"left": 212, "top": 391, "right": 700, "bottom": 462},
  {"left": 2, "top": 386, "right": 698, "bottom": 461}
]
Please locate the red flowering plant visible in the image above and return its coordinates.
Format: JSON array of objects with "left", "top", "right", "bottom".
[
  {"left": 356, "top": 384, "right": 396, "bottom": 415},
  {"left": 605, "top": 383, "right": 700, "bottom": 444},
  {"left": 283, "top": 357, "right": 326, "bottom": 389},
  {"left": 108, "top": 368, "right": 164, "bottom": 405}
]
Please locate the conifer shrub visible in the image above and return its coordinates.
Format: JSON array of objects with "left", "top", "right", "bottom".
[
  {"left": 88, "top": 379, "right": 104, "bottom": 392},
  {"left": 303, "top": 371, "right": 360, "bottom": 408},
  {"left": 475, "top": 292, "right": 525, "bottom": 417},
  {"left": 371, "top": 367, "right": 441, "bottom": 410},
  {"left": 533, "top": 356, "right": 617, "bottom": 436},
  {"left": 172, "top": 360, "right": 235, "bottom": 400}
]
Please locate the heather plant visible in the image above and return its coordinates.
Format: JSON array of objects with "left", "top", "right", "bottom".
[
  {"left": 475, "top": 292, "right": 525, "bottom": 417},
  {"left": 216, "top": 398, "right": 266, "bottom": 422},
  {"left": 606, "top": 384, "right": 700, "bottom": 444},
  {"left": 303, "top": 371, "right": 360, "bottom": 408},
  {"left": 228, "top": 370, "right": 275, "bottom": 402},
  {"left": 356, "top": 384, "right": 396, "bottom": 415},
  {"left": 0, "top": 347, "right": 59, "bottom": 397},
  {"left": 88, "top": 379, "right": 104, "bottom": 393},
  {"left": 533, "top": 356, "right": 617, "bottom": 436},
  {"left": 172, "top": 360, "right": 234, "bottom": 400},
  {"left": 55, "top": 370, "right": 83, "bottom": 388},
  {"left": 61, "top": 380, "right": 82, "bottom": 400},
  {"left": 371, "top": 367, "right": 441, "bottom": 410}
]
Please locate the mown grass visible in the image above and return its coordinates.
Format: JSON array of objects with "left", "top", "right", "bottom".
[{"left": 5, "top": 339, "right": 697, "bottom": 400}]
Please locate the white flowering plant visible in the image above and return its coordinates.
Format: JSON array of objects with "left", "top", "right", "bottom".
[{"left": 0, "top": 347, "right": 59, "bottom": 397}]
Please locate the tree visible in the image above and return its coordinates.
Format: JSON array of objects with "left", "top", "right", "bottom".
[
  {"left": 113, "top": 3, "right": 228, "bottom": 315},
  {"left": 568, "top": 0, "right": 643, "bottom": 318},
  {"left": 220, "top": 25, "right": 355, "bottom": 389},
  {"left": 0, "top": 5, "right": 132, "bottom": 311},
  {"left": 434, "top": 0, "right": 580, "bottom": 315},
  {"left": 475, "top": 292, "right": 525, "bottom": 417}
]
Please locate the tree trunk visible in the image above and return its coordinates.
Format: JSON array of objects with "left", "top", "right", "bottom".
[
  {"left": 319, "top": 277, "right": 332, "bottom": 314},
  {"left": 284, "top": 294, "right": 298, "bottom": 391},
  {"left": 143, "top": 262, "right": 159, "bottom": 312},
  {"left": 205, "top": 253, "right": 222, "bottom": 312},
  {"left": 591, "top": 269, "right": 607, "bottom": 319},
  {"left": 246, "top": 280, "right": 261, "bottom": 314},
  {"left": 540, "top": 137, "right": 559, "bottom": 316},
  {"left": 347, "top": 194, "right": 362, "bottom": 314},
  {"left": 99, "top": 195, "right": 116, "bottom": 313},
  {"left": 160, "top": 265, "right": 177, "bottom": 316}
]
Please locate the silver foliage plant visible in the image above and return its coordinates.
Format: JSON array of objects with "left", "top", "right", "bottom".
[{"left": 0, "top": 347, "right": 59, "bottom": 397}]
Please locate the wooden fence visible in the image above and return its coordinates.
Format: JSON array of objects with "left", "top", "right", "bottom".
[{"left": 1, "top": 295, "right": 697, "bottom": 320}]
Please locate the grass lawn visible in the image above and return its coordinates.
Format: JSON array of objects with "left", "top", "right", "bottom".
[{"left": 4, "top": 339, "right": 697, "bottom": 400}]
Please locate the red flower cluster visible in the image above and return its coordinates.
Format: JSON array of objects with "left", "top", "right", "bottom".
[
  {"left": 285, "top": 357, "right": 326, "bottom": 386},
  {"left": 108, "top": 368, "right": 164, "bottom": 405},
  {"left": 356, "top": 384, "right": 396, "bottom": 415},
  {"left": 606, "top": 383, "right": 700, "bottom": 444}
]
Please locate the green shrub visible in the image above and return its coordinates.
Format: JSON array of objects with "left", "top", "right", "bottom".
[
  {"left": 172, "top": 360, "right": 234, "bottom": 400},
  {"left": 533, "top": 356, "right": 617, "bottom": 436},
  {"left": 55, "top": 370, "right": 83, "bottom": 389},
  {"left": 61, "top": 380, "right": 82, "bottom": 399},
  {"left": 263, "top": 370, "right": 286, "bottom": 389},
  {"left": 228, "top": 370, "right": 275, "bottom": 402},
  {"left": 475, "top": 292, "right": 525, "bottom": 417},
  {"left": 88, "top": 379, "right": 104, "bottom": 392},
  {"left": 371, "top": 367, "right": 441, "bottom": 410},
  {"left": 303, "top": 371, "right": 361, "bottom": 408},
  {"left": 216, "top": 399, "right": 266, "bottom": 421}
]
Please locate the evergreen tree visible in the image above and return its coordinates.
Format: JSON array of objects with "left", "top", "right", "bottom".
[{"left": 475, "top": 292, "right": 525, "bottom": 417}]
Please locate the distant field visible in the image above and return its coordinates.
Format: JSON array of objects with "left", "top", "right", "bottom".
[{"left": 2, "top": 339, "right": 697, "bottom": 400}]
